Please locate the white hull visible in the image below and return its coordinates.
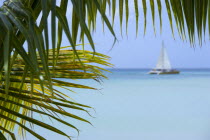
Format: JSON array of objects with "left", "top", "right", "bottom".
[{"left": 149, "top": 69, "right": 180, "bottom": 75}]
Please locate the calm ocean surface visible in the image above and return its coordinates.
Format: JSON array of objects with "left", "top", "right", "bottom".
[{"left": 29, "top": 69, "right": 210, "bottom": 140}]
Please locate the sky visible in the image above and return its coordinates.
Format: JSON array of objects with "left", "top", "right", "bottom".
[
  {"left": 85, "top": 1, "right": 210, "bottom": 69},
  {"left": 0, "top": 0, "right": 210, "bottom": 68}
]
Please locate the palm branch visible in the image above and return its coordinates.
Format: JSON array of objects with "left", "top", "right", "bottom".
[
  {"left": 0, "top": 0, "right": 209, "bottom": 139},
  {"left": 0, "top": 46, "right": 112, "bottom": 139}
]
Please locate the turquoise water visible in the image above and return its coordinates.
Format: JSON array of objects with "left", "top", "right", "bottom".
[{"left": 29, "top": 69, "right": 210, "bottom": 140}]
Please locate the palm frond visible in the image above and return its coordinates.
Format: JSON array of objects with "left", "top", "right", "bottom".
[{"left": 0, "top": 47, "right": 112, "bottom": 139}]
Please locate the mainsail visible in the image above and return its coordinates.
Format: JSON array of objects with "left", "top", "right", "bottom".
[{"left": 155, "top": 46, "right": 171, "bottom": 70}]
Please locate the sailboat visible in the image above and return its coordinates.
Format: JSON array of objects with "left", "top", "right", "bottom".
[{"left": 149, "top": 43, "right": 180, "bottom": 75}]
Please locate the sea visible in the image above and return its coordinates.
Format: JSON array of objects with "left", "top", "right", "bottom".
[{"left": 28, "top": 69, "right": 210, "bottom": 140}]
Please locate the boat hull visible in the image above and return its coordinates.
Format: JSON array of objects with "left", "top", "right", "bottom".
[{"left": 149, "top": 70, "right": 180, "bottom": 75}]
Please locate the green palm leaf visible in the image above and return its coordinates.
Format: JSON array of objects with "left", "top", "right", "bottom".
[{"left": 0, "top": 47, "right": 112, "bottom": 139}]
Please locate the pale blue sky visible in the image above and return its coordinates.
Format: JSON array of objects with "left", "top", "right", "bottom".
[
  {"left": 1, "top": 0, "right": 209, "bottom": 68},
  {"left": 85, "top": 1, "right": 210, "bottom": 69}
]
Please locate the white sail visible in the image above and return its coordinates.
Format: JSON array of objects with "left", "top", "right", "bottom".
[{"left": 155, "top": 46, "right": 171, "bottom": 70}]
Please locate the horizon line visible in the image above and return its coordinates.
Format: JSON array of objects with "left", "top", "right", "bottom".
[{"left": 105, "top": 68, "right": 210, "bottom": 69}]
